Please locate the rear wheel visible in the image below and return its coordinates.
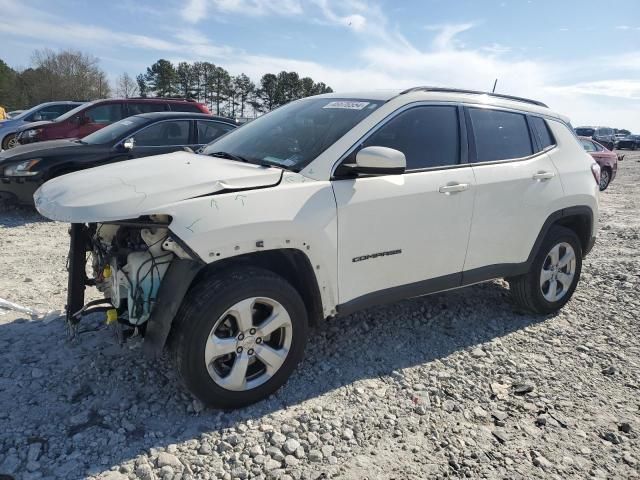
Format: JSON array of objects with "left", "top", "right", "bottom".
[
  {"left": 599, "top": 168, "right": 611, "bottom": 191},
  {"left": 509, "top": 226, "right": 582, "bottom": 314},
  {"left": 1, "top": 133, "right": 18, "bottom": 150},
  {"left": 172, "top": 267, "right": 308, "bottom": 409}
]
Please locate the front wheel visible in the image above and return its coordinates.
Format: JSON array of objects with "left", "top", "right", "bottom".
[
  {"left": 509, "top": 226, "right": 582, "bottom": 314},
  {"left": 1, "top": 133, "right": 18, "bottom": 150},
  {"left": 599, "top": 168, "right": 611, "bottom": 191},
  {"left": 172, "top": 267, "right": 308, "bottom": 409}
]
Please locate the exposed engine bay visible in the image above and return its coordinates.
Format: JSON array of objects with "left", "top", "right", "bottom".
[{"left": 66, "top": 215, "right": 192, "bottom": 337}]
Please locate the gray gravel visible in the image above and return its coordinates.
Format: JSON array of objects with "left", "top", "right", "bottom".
[{"left": 1, "top": 152, "right": 639, "bottom": 480}]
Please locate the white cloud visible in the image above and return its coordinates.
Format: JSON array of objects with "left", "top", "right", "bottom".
[
  {"left": 426, "top": 23, "right": 475, "bottom": 51},
  {"left": 182, "top": 0, "right": 208, "bottom": 23},
  {"left": 206, "top": 0, "right": 303, "bottom": 16}
]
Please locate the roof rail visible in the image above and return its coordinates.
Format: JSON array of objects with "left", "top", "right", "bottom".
[
  {"left": 127, "top": 96, "right": 197, "bottom": 102},
  {"left": 399, "top": 86, "right": 548, "bottom": 108}
]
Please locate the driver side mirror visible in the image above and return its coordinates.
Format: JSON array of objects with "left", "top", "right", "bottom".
[
  {"left": 342, "top": 146, "right": 406, "bottom": 176},
  {"left": 122, "top": 137, "right": 135, "bottom": 150}
]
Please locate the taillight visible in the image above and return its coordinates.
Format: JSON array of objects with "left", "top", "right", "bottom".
[{"left": 591, "top": 163, "right": 601, "bottom": 185}]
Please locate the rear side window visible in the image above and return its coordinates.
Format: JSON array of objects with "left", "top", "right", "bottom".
[
  {"left": 168, "top": 102, "right": 202, "bottom": 113},
  {"left": 197, "top": 121, "right": 235, "bottom": 144},
  {"left": 128, "top": 102, "right": 167, "bottom": 115},
  {"left": 580, "top": 139, "right": 596, "bottom": 152},
  {"left": 530, "top": 116, "right": 555, "bottom": 150},
  {"left": 362, "top": 105, "right": 460, "bottom": 170},
  {"left": 575, "top": 128, "right": 595, "bottom": 137},
  {"left": 85, "top": 104, "right": 124, "bottom": 124},
  {"left": 469, "top": 108, "right": 533, "bottom": 162}
]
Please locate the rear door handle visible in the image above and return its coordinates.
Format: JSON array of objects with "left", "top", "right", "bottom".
[
  {"left": 532, "top": 171, "right": 555, "bottom": 181},
  {"left": 438, "top": 183, "right": 470, "bottom": 194}
]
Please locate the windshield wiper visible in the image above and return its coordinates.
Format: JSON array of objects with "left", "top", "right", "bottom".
[{"left": 207, "top": 151, "right": 250, "bottom": 163}]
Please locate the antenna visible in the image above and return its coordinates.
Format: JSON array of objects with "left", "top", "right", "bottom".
[{"left": 492, "top": 79, "right": 498, "bottom": 93}]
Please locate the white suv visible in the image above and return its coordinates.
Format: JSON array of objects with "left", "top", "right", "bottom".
[{"left": 35, "top": 87, "right": 600, "bottom": 408}]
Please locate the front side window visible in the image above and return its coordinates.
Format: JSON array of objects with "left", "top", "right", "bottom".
[
  {"left": 361, "top": 105, "right": 460, "bottom": 170},
  {"left": 202, "top": 98, "right": 384, "bottom": 170},
  {"left": 134, "top": 120, "right": 190, "bottom": 146},
  {"left": 530, "top": 116, "right": 555, "bottom": 150},
  {"left": 85, "top": 104, "right": 123, "bottom": 124},
  {"left": 469, "top": 108, "right": 533, "bottom": 162},
  {"left": 197, "top": 121, "right": 235, "bottom": 144}
]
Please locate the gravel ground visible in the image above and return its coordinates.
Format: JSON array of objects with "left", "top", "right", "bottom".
[{"left": 1, "top": 153, "right": 639, "bottom": 480}]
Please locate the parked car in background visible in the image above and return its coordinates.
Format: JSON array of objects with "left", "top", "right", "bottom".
[
  {"left": 7, "top": 110, "right": 25, "bottom": 119},
  {"left": 0, "top": 112, "right": 236, "bottom": 206},
  {"left": 12, "top": 98, "right": 211, "bottom": 148},
  {"left": 575, "top": 126, "right": 616, "bottom": 150},
  {"left": 0, "top": 101, "right": 84, "bottom": 150},
  {"left": 616, "top": 134, "right": 640, "bottom": 150},
  {"left": 578, "top": 136, "right": 619, "bottom": 190}
]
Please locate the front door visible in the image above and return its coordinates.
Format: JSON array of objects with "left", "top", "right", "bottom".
[{"left": 332, "top": 105, "right": 475, "bottom": 307}]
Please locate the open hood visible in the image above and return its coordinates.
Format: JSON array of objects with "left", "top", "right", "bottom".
[{"left": 34, "top": 151, "right": 283, "bottom": 223}]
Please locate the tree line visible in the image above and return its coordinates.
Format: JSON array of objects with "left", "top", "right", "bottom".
[
  {"left": 0, "top": 50, "right": 333, "bottom": 118},
  {"left": 0, "top": 50, "right": 110, "bottom": 110},
  {"left": 135, "top": 59, "right": 333, "bottom": 117}
]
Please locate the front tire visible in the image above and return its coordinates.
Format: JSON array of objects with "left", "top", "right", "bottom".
[
  {"left": 509, "top": 226, "right": 582, "bottom": 314},
  {"left": 1, "top": 133, "right": 18, "bottom": 150},
  {"left": 172, "top": 267, "right": 308, "bottom": 409}
]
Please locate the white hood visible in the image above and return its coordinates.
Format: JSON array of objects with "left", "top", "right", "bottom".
[{"left": 35, "top": 151, "right": 283, "bottom": 222}]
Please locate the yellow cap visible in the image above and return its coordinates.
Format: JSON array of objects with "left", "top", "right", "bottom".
[
  {"left": 103, "top": 265, "right": 112, "bottom": 279},
  {"left": 106, "top": 309, "right": 118, "bottom": 324}
]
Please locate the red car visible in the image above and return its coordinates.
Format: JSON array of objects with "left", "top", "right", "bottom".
[
  {"left": 578, "top": 136, "right": 622, "bottom": 191},
  {"left": 15, "top": 98, "right": 210, "bottom": 146}
]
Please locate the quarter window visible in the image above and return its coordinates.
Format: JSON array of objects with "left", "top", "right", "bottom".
[
  {"left": 197, "top": 121, "right": 235, "bottom": 144},
  {"left": 530, "top": 116, "right": 555, "bottom": 150},
  {"left": 469, "top": 108, "right": 533, "bottom": 162},
  {"left": 134, "top": 120, "right": 190, "bottom": 146},
  {"left": 361, "top": 106, "right": 460, "bottom": 170}
]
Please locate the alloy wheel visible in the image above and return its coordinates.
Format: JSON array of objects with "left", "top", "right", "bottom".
[
  {"left": 204, "top": 297, "right": 292, "bottom": 391},
  {"left": 540, "top": 242, "right": 576, "bottom": 302},
  {"left": 600, "top": 169, "right": 610, "bottom": 190}
]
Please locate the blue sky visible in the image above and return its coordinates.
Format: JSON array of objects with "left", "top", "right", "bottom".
[{"left": 1, "top": 0, "right": 639, "bottom": 129}]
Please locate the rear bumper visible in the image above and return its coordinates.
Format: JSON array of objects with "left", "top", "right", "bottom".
[{"left": 0, "top": 177, "right": 42, "bottom": 205}]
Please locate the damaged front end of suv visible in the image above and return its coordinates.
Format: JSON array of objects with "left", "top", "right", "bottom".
[
  {"left": 64, "top": 216, "right": 202, "bottom": 356},
  {"left": 33, "top": 150, "right": 285, "bottom": 359}
]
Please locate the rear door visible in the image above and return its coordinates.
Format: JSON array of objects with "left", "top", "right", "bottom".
[
  {"left": 333, "top": 104, "right": 476, "bottom": 305},
  {"left": 463, "top": 108, "right": 564, "bottom": 278},
  {"left": 128, "top": 119, "right": 195, "bottom": 157}
]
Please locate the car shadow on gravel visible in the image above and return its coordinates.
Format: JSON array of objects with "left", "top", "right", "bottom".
[
  {"left": 0, "top": 204, "right": 50, "bottom": 227},
  {"left": 0, "top": 280, "right": 552, "bottom": 477}
]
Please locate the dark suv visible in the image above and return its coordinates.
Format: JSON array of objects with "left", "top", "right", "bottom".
[
  {"left": 575, "top": 126, "right": 616, "bottom": 151},
  {"left": 15, "top": 98, "right": 210, "bottom": 146}
]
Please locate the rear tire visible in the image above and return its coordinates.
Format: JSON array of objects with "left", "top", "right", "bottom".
[
  {"left": 509, "top": 226, "right": 582, "bottom": 314},
  {"left": 599, "top": 168, "right": 611, "bottom": 191},
  {"left": 172, "top": 267, "right": 308, "bottom": 409}
]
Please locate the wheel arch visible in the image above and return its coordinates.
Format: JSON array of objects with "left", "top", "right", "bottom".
[
  {"left": 192, "top": 249, "right": 324, "bottom": 326},
  {"left": 530, "top": 206, "right": 595, "bottom": 263}
]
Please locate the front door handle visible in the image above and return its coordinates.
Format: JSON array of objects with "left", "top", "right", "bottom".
[
  {"left": 532, "top": 171, "right": 555, "bottom": 181},
  {"left": 438, "top": 183, "right": 470, "bottom": 194}
]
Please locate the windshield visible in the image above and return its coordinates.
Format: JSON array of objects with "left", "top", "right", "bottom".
[
  {"left": 82, "top": 116, "right": 147, "bottom": 145},
  {"left": 202, "top": 98, "right": 384, "bottom": 170},
  {"left": 575, "top": 128, "right": 595, "bottom": 137}
]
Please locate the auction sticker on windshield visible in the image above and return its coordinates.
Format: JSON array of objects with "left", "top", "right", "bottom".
[{"left": 323, "top": 101, "right": 370, "bottom": 110}]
